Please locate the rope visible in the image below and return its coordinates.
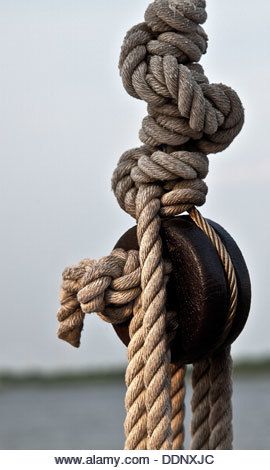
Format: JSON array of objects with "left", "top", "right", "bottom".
[
  {"left": 57, "top": 0, "right": 244, "bottom": 450},
  {"left": 191, "top": 349, "right": 233, "bottom": 450},
  {"left": 191, "top": 358, "right": 211, "bottom": 450},
  {"left": 188, "top": 209, "right": 237, "bottom": 449},
  {"left": 209, "top": 347, "right": 233, "bottom": 449},
  {"left": 57, "top": 249, "right": 172, "bottom": 347},
  {"left": 124, "top": 295, "right": 147, "bottom": 449},
  {"left": 57, "top": 249, "right": 141, "bottom": 347},
  {"left": 136, "top": 184, "right": 173, "bottom": 449},
  {"left": 189, "top": 207, "right": 238, "bottom": 345},
  {"left": 170, "top": 364, "right": 186, "bottom": 449}
]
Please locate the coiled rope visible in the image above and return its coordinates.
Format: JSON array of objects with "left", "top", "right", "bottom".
[{"left": 57, "top": 0, "right": 244, "bottom": 450}]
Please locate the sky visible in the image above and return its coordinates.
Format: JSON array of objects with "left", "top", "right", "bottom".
[{"left": 0, "top": 0, "right": 269, "bottom": 372}]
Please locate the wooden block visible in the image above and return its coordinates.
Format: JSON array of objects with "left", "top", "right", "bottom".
[{"left": 113, "top": 215, "right": 251, "bottom": 365}]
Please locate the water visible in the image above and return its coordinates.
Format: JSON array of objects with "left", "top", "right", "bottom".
[{"left": 0, "top": 376, "right": 269, "bottom": 450}]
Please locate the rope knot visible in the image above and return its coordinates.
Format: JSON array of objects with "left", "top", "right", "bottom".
[
  {"left": 57, "top": 249, "right": 141, "bottom": 347},
  {"left": 118, "top": 0, "right": 244, "bottom": 164},
  {"left": 57, "top": 0, "right": 244, "bottom": 451},
  {"left": 112, "top": 146, "right": 209, "bottom": 219}
]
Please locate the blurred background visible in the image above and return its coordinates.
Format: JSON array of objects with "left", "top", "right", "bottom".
[{"left": 0, "top": 0, "right": 269, "bottom": 450}]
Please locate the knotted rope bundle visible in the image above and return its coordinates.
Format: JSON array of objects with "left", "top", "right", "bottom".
[{"left": 57, "top": 0, "right": 245, "bottom": 450}]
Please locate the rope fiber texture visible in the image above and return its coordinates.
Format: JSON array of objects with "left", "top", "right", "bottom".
[{"left": 57, "top": 0, "right": 244, "bottom": 451}]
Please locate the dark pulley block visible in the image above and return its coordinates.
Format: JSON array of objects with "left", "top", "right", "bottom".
[{"left": 113, "top": 215, "right": 251, "bottom": 365}]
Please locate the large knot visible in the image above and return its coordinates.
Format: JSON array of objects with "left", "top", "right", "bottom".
[
  {"left": 145, "top": 0, "right": 208, "bottom": 35},
  {"left": 119, "top": 0, "right": 208, "bottom": 99},
  {"left": 112, "top": 146, "right": 208, "bottom": 219},
  {"left": 57, "top": 249, "right": 141, "bottom": 347},
  {"left": 57, "top": 247, "right": 173, "bottom": 346},
  {"left": 119, "top": 0, "right": 244, "bottom": 155}
]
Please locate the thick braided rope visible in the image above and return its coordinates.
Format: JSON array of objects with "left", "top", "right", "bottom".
[
  {"left": 112, "top": 0, "right": 244, "bottom": 450},
  {"left": 136, "top": 184, "right": 173, "bottom": 449},
  {"left": 209, "top": 347, "right": 233, "bottom": 449},
  {"left": 124, "top": 295, "right": 147, "bottom": 449},
  {"left": 190, "top": 359, "right": 211, "bottom": 449},
  {"left": 57, "top": 248, "right": 179, "bottom": 449},
  {"left": 191, "top": 348, "right": 233, "bottom": 450},
  {"left": 57, "top": 0, "right": 244, "bottom": 451},
  {"left": 170, "top": 364, "right": 186, "bottom": 449}
]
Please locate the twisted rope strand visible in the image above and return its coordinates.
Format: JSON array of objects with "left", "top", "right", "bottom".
[
  {"left": 189, "top": 207, "right": 238, "bottom": 344},
  {"left": 170, "top": 364, "right": 186, "bottom": 449},
  {"left": 209, "top": 347, "right": 233, "bottom": 449},
  {"left": 190, "top": 359, "right": 211, "bottom": 450},
  {"left": 124, "top": 296, "right": 148, "bottom": 450},
  {"left": 188, "top": 209, "right": 237, "bottom": 449},
  {"left": 187, "top": 208, "right": 238, "bottom": 450},
  {"left": 136, "top": 184, "right": 173, "bottom": 449}
]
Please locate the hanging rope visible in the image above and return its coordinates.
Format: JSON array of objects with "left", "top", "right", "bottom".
[
  {"left": 57, "top": 0, "right": 244, "bottom": 450},
  {"left": 170, "top": 363, "right": 186, "bottom": 449}
]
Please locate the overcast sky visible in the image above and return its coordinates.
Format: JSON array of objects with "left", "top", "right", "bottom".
[{"left": 0, "top": 0, "right": 269, "bottom": 372}]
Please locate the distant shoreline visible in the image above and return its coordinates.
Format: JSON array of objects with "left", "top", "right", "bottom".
[{"left": 0, "top": 358, "right": 269, "bottom": 387}]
